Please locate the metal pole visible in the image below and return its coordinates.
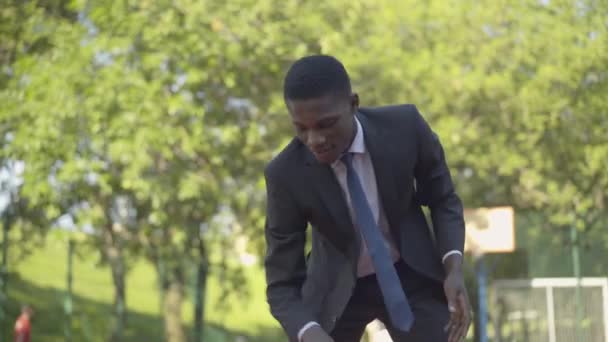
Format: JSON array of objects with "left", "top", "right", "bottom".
[
  {"left": 1, "top": 208, "right": 9, "bottom": 293},
  {"left": 570, "top": 225, "right": 583, "bottom": 341},
  {"left": 0, "top": 206, "right": 9, "bottom": 331},
  {"left": 477, "top": 255, "right": 488, "bottom": 342}
]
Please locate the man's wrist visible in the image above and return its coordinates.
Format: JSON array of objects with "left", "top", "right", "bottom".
[
  {"left": 298, "top": 321, "right": 320, "bottom": 341},
  {"left": 443, "top": 251, "right": 463, "bottom": 275}
]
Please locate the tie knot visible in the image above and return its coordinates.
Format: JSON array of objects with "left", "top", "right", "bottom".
[{"left": 341, "top": 152, "right": 354, "bottom": 168}]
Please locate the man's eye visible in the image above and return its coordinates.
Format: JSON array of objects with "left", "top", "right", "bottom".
[{"left": 319, "top": 119, "right": 337, "bottom": 129}]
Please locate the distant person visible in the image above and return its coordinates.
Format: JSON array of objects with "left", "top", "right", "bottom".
[
  {"left": 14, "top": 305, "right": 33, "bottom": 342},
  {"left": 263, "top": 55, "right": 472, "bottom": 341}
]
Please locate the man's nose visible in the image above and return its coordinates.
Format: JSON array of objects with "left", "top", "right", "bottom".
[{"left": 307, "top": 130, "right": 326, "bottom": 147}]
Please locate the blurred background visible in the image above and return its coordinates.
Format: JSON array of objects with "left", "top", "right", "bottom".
[{"left": 1, "top": 0, "right": 607, "bottom": 341}]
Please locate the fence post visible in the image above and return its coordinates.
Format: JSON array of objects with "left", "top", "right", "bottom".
[
  {"left": 545, "top": 285, "right": 556, "bottom": 342},
  {"left": 570, "top": 225, "right": 583, "bottom": 341},
  {"left": 602, "top": 279, "right": 608, "bottom": 342}
]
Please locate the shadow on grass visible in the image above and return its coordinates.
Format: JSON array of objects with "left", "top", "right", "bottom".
[{"left": 1, "top": 273, "right": 284, "bottom": 342}]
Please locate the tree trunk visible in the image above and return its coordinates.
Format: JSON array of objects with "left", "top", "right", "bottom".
[
  {"left": 110, "top": 257, "right": 126, "bottom": 342},
  {"left": 155, "top": 257, "right": 167, "bottom": 316},
  {"left": 103, "top": 225, "right": 127, "bottom": 342},
  {"left": 163, "top": 268, "right": 185, "bottom": 342},
  {"left": 193, "top": 236, "right": 208, "bottom": 342}
]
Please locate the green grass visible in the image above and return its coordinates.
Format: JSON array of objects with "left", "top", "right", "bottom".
[{"left": 1, "top": 236, "right": 283, "bottom": 341}]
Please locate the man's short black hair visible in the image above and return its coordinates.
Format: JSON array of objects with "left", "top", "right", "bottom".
[{"left": 283, "top": 55, "right": 352, "bottom": 101}]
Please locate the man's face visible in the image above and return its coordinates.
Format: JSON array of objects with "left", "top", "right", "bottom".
[{"left": 287, "top": 93, "right": 358, "bottom": 164}]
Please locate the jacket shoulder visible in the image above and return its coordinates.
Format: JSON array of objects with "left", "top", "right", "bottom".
[
  {"left": 358, "top": 104, "right": 427, "bottom": 134},
  {"left": 359, "top": 103, "right": 422, "bottom": 122},
  {"left": 264, "top": 138, "right": 304, "bottom": 179}
]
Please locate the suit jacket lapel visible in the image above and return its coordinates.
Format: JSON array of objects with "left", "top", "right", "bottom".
[
  {"left": 304, "top": 149, "right": 355, "bottom": 256},
  {"left": 356, "top": 112, "right": 401, "bottom": 244}
]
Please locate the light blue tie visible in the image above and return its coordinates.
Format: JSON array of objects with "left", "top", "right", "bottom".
[{"left": 342, "top": 153, "right": 414, "bottom": 332}]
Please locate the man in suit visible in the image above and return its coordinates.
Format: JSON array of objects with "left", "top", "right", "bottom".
[{"left": 264, "top": 55, "right": 471, "bottom": 342}]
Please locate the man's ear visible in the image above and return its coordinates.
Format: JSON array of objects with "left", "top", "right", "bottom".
[{"left": 351, "top": 93, "right": 359, "bottom": 111}]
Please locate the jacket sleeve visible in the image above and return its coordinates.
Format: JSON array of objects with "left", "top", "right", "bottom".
[
  {"left": 264, "top": 167, "right": 316, "bottom": 340},
  {"left": 412, "top": 107, "right": 466, "bottom": 258}
]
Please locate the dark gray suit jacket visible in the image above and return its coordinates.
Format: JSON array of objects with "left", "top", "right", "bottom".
[{"left": 264, "top": 104, "right": 465, "bottom": 340}]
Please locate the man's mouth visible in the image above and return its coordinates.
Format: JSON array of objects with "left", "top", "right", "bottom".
[{"left": 313, "top": 146, "right": 332, "bottom": 155}]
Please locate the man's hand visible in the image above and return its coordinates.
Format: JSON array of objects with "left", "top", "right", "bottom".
[
  {"left": 443, "top": 255, "right": 472, "bottom": 342},
  {"left": 301, "top": 325, "right": 334, "bottom": 342}
]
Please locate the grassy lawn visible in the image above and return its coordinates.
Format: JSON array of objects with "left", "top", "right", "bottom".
[{"left": 1, "top": 236, "right": 283, "bottom": 341}]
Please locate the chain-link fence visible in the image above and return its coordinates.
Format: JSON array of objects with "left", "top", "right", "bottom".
[{"left": 492, "top": 278, "right": 608, "bottom": 342}]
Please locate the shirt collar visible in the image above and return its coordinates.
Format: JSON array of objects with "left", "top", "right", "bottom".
[
  {"left": 332, "top": 116, "right": 365, "bottom": 167},
  {"left": 349, "top": 116, "right": 365, "bottom": 154}
]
